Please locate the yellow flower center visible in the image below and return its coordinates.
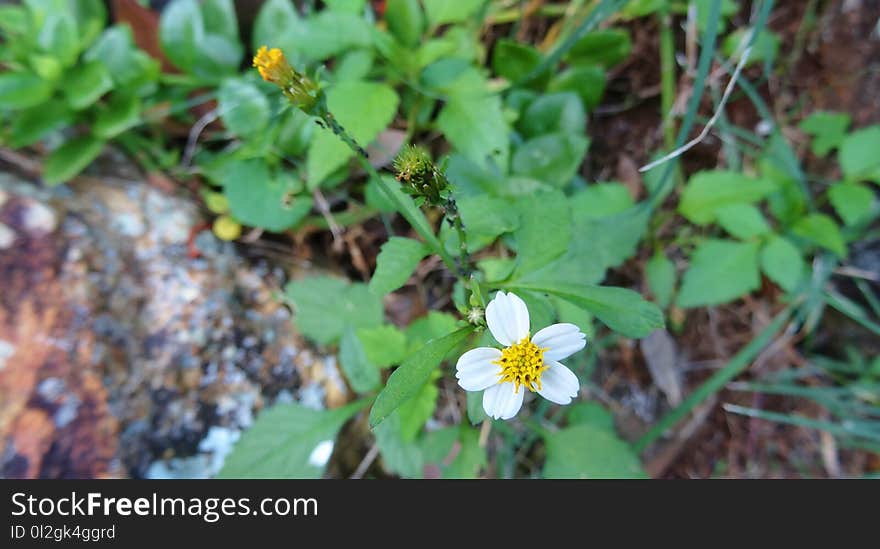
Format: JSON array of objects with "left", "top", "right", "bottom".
[
  {"left": 253, "top": 46, "right": 292, "bottom": 85},
  {"left": 494, "top": 336, "right": 548, "bottom": 393}
]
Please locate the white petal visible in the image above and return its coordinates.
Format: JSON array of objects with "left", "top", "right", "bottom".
[
  {"left": 485, "top": 291, "right": 530, "bottom": 346},
  {"left": 455, "top": 347, "right": 503, "bottom": 391},
  {"left": 482, "top": 381, "right": 524, "bottom": 420},
  {"left": 532, "top": 323, "right": 587, "bottom": 362},
  {"left": 537, "top": 361, "right": 580, "bottom": 405}
]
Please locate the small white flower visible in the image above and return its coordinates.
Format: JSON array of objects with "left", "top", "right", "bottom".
[{"left": 455, "top": 291, "right": 586, "bottom": 420}]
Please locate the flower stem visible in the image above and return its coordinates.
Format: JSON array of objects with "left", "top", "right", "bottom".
[
  {"left": 314, "top": 98, "right": 459, "bottom": 274},
  {"left": 444, "top": 196, "right": 472, "bottom": 278}
]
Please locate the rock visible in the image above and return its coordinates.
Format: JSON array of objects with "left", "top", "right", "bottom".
[{"left": 0, "top": 164, "right": 349, "bottom": 478}]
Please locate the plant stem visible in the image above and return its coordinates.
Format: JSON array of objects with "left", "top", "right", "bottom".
[
  {"left": 444, "top": 196, "right": 472, "bottom": 278},
  {"left": 658, "top": 5, "right": 676, "bottom": 151},
  {"left": 314, "top": 99, "right": 459, "bottom": 274}
]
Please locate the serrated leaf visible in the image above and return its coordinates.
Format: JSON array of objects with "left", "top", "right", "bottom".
[
  {"left": 397, "top": 379, "right": 438, "bottom": 441},
  {"left": 369, "top": 237, "right": 428, "bottom": 295},
  {"left": 543, "top": 423, "right": 647, "bottom": 479},
  {"left": 828, "top": 182, "right": 876, "bottom": 226},
  {"left": 404, "top": 312, "right": 460, "bottom": 354},
  {"left": 677, "top": 239, "right": 761, "bottom": 308},
  {"left": 715, "top": 203, "right": 771, "bottom": 239},
  {"left": 370, "top": 327, "right": 473, "bottom": 427},
  {"left": 760, "top": 235, "right": 804, "bottom": 292},
  {"left": 511, "top": 189, "right": 572, "bottom": 275},
  {"left": 307, "top": 81, "right": 399, "bottom": 187},
  {"left": 218, "top": 400, "right": 365, "bottom": 478},
  {"left": 679, "top": 170, "right": 778, "bottom": 224},
  {"left": 839, "top": 126, "right": 880, "bottom": 183},
  {"left": 286, "top": 276, "right": 385, "bottom": 345},
  {"left": 509, "top": 281, "right": 664, "bottom": 338},
  {"left": 339, "top": 327, "right": 381, "bottom": 393},
  {"left": 442, "top": 427, "right": 486, "bottom": 478},
  {"left": 791, "top": 213, "right": 847, "bottom": 257},
  {"left": 374, "top": 410, "right": 423, "bottom": 478},
  {"left": 799, "top": 111, "right": 850, "bottom": 157},
  {"left": 357, "top": 325, "right": 408, "bottom": 367},
  {"left": 437, "top": 92, "right": 509, "bottom": 170},
  {"left": 43, "top": 136, "right": 105, "bottom": 185},
  {"left": 570, "top": 183, "right": 634, "bottom": 219}
]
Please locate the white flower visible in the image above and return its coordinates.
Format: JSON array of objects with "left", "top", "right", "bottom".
[{"left": 455, "top": 291, "right": 586, "bottom": 420}]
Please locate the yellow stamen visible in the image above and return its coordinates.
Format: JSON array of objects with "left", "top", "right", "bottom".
[{"left": 494, "top": 336, "right": 548, "bottom": 393}]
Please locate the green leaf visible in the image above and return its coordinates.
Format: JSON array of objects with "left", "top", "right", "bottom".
[
  {"left": 64, "top": 60, "right": 113, "bottom": 110},
  {"left": 677, "top": 239, "right": 761, "bottom": 308},
  {"left": 339, "top": 327, "right": 381, "bottom": 393},
  {"left": 93, "top": 93, "right": 141, "bottom": 139},
  {"left": 567, "top": 402, "right": 615, "bottom": 429},
  {"left": 791, "top": 213, "right": 847, "bottom": 257},
  {"left": 217, "top": 78, "right": 270, "bottom": 137},
  {"left": 543, "top": 423, "right": 647, "bottom": 479},
  {"left": 839, "top": 126, "right": 880, "bottom": 183},
  {"left": 714, "top": 203, "right": 771, "bottom": 239},
  {"left": 37, "top": 11, "right": 78, "bottom": 66},
  {"left": 201, "top": 0, "right": 239, "bottom": 39},
  {"left": 570, "top": 183, "right": 634, "bottom": 219},
  {"left": 511, "top": 190, "right": 572, "bottom": 275},
  {"left": 422, "top": 0, "right": 485, "bottom": 25},
  {"left": 443, "top": 195, "right": 519, "bottom": 253},
  {"left": 298, "top": 12, "right": 372, "bottom": 61},
  {"left": 442, "top": 427, "right": 486, "bottom": 478},
  {"left": 370, "top": 327, "right": 473, "bottom": 427},
  {"left": 519, "top": 203, "right": 649, "bottom": 287},
  {"left": 517, "top": 92, "right": 586, "bottom": 138},
  {"left": 218, "top": 400, "right": 365, "bottom": 478},
  {"left": 8, "top": 102, "right": 71, "bottom": 147},
  {"left": 307, "top": 81, "right": 399, "bottom": 187},
  {"left": 397, "top": 378, "right": 439, "bottom": 441},
  {"left": 678, "top": 170, "right": 778, "bottom": 224},
  {"left": 511, "top": 133, "right": 589, "bottom": 187},
  {"left": 70, "top": 0, "right": 107, "bottom": 49},
  {"left": 509, "top": 281, "right": 664, "bottom": 338},
  {"left": 436, "top": 92, "right": 509, "bottom": 170},
  {"left": 492, "top": 39, "right": 542, "bottom": 82},
  {"left": 799, "top": 111, "right": 850, "bottom": 157},
  {"left": 722, "top": 28, "right": 779, "bottom": 67},
  {"left": 43, "top": 136, "right": 105, "bottom": 185},
  {"left": 760, "top": 235, "right": 804, "bottom": 292},
  {"left": 466, "top": 390, "right": 486, "bottom": 425},
  {"left": 357, "top": 325, "right": 408, "bottom": 368},
  {"left": 286, "top": 276, "right": 384, "bottom": 345},
  {"left": 369, "top": 237, "right": 428, "bottom": 295},
  {"left": 829, "top": 182, "right": 876, "bottom": 226},
  {"left": 646, "top": 251, "right": 676, "bottom": 309},
  {"left": 251, "top": 0, "right": 307, "bottom": 66},
  {"left": 566, "top": 28, "right": 632, "bottom": 68},
  {"left": 374, "top": 410, "right": 423, "bottom": 478},
  {"left": 0, "top": 71, "right": 52, "bottom": 109},
  {"left": 547, "top": 66, "right": 607, "bottom": 111},
  {"left": 404, "top": 312, "right": 460, "bottom": 354},
  {"left": 223, "top": 160, "right": 313, "bottom": 232},
  {"left": 385, "top": 0, "right": 424, "bottom": 47},
  {"left": 159, "top": 0, "right": 204, "bottom": 74}
]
